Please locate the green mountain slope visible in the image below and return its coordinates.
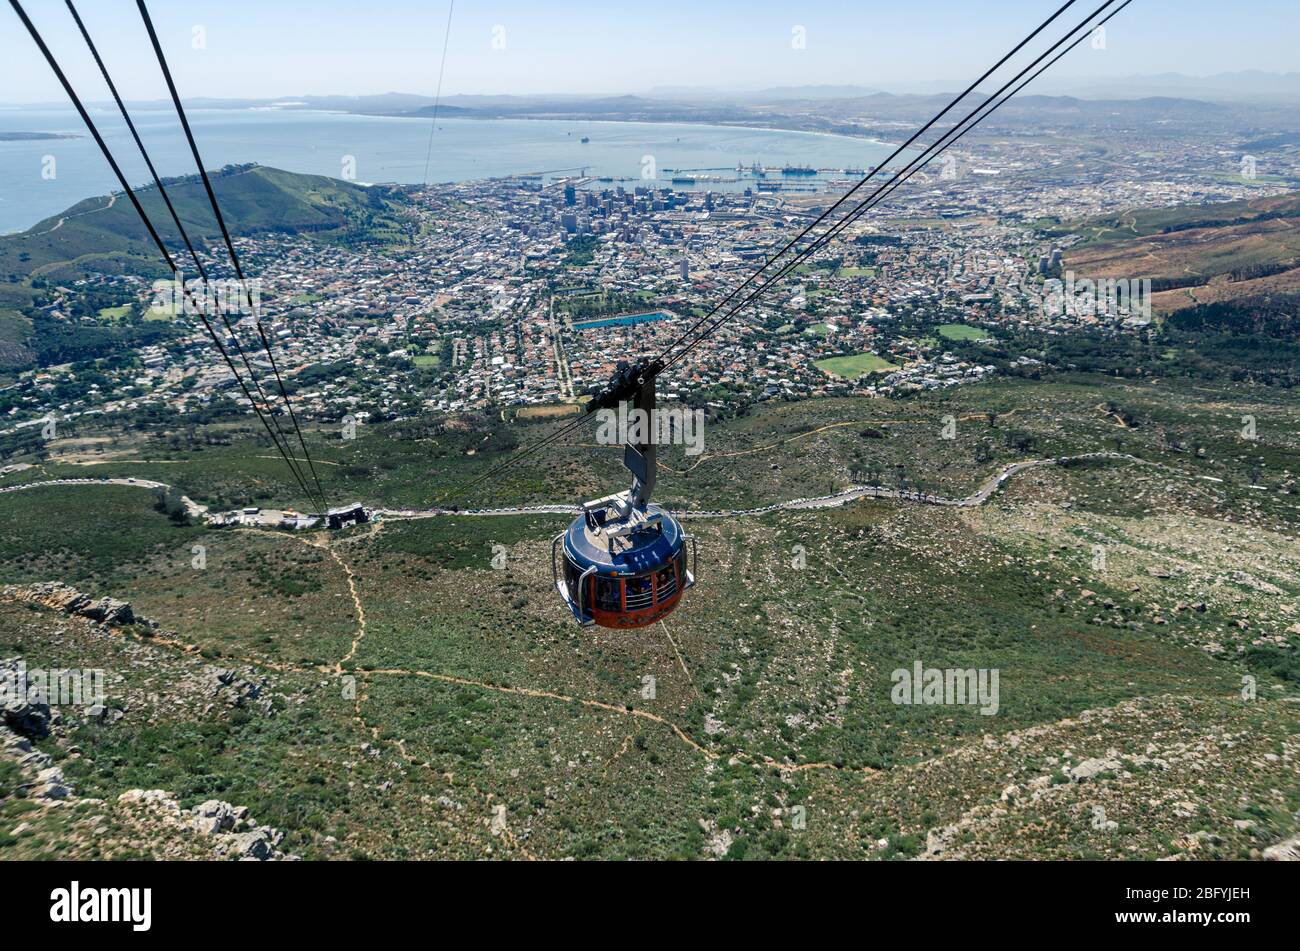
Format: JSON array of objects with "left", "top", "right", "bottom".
[
  {"left": 0, "top": 164, "right": 403, "bottom": 283},
  {"left": 0, "top": 165, "right": 409, "bottom": 372}
]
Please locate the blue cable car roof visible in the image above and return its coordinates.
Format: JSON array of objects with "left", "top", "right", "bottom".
[{"left": 563, "top": 503, "right": 685, "bottom": 576}]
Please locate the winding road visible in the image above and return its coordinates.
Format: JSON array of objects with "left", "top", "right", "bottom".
[
  {"left": 0, "top": 452, "right": 1141, "bottom": 521},
  {"left": 377, "top": 452, "right": 1142, "bottom": 521}
]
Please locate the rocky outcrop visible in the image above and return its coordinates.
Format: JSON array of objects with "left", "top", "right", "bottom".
[
  {"left": 211, "top": 669, "right": 271, "bottom": 711},
  {"left": 116, "top": 789, "right": 297, "bottom": 861},
  {"left": 1, "top": 658, "right": 55, "bottom": 739},
  {"left": 30, "top": 765, "right": 72, "bottom": 801},
  {"left": 2, "top": 582, "right": 145, "bottom": 629},
  {"left": 0, "top": 720, "right": 73, "bottom": 802},
  {"left": 1068, "top": 756, "right": 1122, "bottom": 783},
  {"left": 1262, "top": 835, "right": 1300, "bottom": 861},
  {"left": 1, "top": 699, "right": 51, "bottom": 739},
  {"left": 1, "top": 724, "right": 55, "bottom": 777}
]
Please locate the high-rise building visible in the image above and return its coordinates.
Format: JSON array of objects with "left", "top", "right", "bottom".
[{"left": 680, "top": 256, "right": 690, "bottom": 282}]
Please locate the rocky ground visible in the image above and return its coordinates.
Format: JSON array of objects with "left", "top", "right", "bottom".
[
  {"left": 0, "top": 584, "right": 295, "bottom": 860},
  {"left": 1, "top": 395, "right": 1298, "bottom": 860}
]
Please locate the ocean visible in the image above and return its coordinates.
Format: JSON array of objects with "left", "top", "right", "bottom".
[{"left": 0, "top": 106, "right": 893, "bottom": 234}]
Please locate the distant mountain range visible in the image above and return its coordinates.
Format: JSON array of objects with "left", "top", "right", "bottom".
[
  {"left": 144, "top": 88, "right": 1277, "bottom": 133},
  {"left": 651, "top": 72, "right": 1300, "bottom": 104},
  {"left": 650, "top": 71, "right": 1300, "bottom": 102},
  {"left": 13, "top": 71, "right": 1299, "bottom": 115},
  {"left": 1024, "top": 70, "right": 1300, "bottom": 103}
]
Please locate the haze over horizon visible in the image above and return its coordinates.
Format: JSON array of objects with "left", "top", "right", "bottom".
[{"left": 3, "top": 0, "right": 1299, "bottom": 105}]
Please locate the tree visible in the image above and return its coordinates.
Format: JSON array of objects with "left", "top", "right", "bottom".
[{"left": 153, "top": 487, "right": 190, "bottom": 525}]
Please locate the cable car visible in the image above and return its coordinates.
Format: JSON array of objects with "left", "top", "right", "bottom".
[{"left": 553, "top": 358, "right": 696, "bottom": 628}]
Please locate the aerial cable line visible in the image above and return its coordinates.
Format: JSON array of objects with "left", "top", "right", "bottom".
[
  {"left": 447, "top": 0, "right": 1101, "bottom": 499},
  {"left": 650, "top": 0, "right": 1082, "bottom": 367},
  {"left": 658, "top": 0, "right": 1127, "bottom": 372},
  {"left": 136, "top": 0, "right": 330, "bottom": 515},
  {"left": 661, "top": 0, "right": 1128, "bottom": 371},
  {"left": 658, "top": 0, "right": 1132, "bottom": 374},
  {"left": 422, "top": 0, "right": 456, "bottom": 186},
  {"left": 8, "top": 0, "right": 322, "bottom": 512},
  {"left": 764, "top": 0, "right": 1138, "bottom": 313},
  {"left": 64, "top": 0, "right": 206, "bottom": 288},
  {"left": 62, "top": 0, "right": 320, "bottom": 511},
  {"left": 445, "top": 0, "right": 1113, "bottom": 501}
]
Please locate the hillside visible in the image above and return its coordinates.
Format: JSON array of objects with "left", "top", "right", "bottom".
[
  {"left": 0, "top": 165, "right": 409, "bottom": 372},
  {"left": 0, "top": 164, "right": 403, "bottom": 284},
  {"left": 1054, "top": 191, "right": 1300, "bottom": 313},
  {"left": 1, "top": 375, "right": 1297, "bottom": 859}
]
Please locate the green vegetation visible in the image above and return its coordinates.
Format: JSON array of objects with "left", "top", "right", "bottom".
[
  {"left": 0, "top": 485, "right": 201, "bottom": 588},
  {"left": 561, "top": 235, "right": 601, "bottom": 267},
  {"left": 96, "top": 304, "right": 134, "bottom": 322},
  {"left": 0, "top": 165, "right": 412, "bottom": 372},
  {"left": 814, "top": 352, "right": 898, "bottom": 379},
  {"left": 1, "top": 367, "right": 1297, "bottom": 860},
  {"left": 937, "top": 323, "right": 990, "bottom": 342},
  {"left": 554, "top": 288, "right": 655, "bottom": 321}
]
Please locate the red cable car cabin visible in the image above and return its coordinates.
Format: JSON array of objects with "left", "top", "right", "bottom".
[
  {"left": 551, "top": 357, "right": 697, "bottom": 629},
  {"left": 553, "top": 500, "right": 695, "bottom": 628}
]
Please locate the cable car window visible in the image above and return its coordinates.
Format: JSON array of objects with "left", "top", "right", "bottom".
[
  {"left": 654, "top": 564, "right": 676, "bottom": 602},
  {"left": 625, "top": 574, "right": 653, "bottom": 610},
  {"left": 595, "top": 576, "right": 621, "bottom": 611},
  {"left": 564, "top": 557, "right": 581, "bottom": 601},
  {"left": 676, "top": 548, "right": 688, "bottom": 583}
]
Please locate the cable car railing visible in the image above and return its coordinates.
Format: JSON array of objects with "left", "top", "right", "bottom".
[
  {"left": 656, "top": 572, "right": 678, "bottom": 602},
  {"left": 624, "top": 583, "right": 655, "bottom": 611}
]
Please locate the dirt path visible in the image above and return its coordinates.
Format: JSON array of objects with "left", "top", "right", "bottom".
[
  {"left": 24, "top": 192, "right": 117, "bottom": 237},
  {"left": 325, "top": 543, "right": 368, "bottom": 671},
  {"left": 3, "top": 451, "right": 1154, "bottom": 524},
  {"left": 362, "top": 666, "right": 721, "bottom": 760},
  {"left": 655, "top": 412, "right": 1015, "bottom": 476}
]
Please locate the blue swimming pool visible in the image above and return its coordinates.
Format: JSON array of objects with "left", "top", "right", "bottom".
[{"left": 574, "top": 311, "right": 674, "bottom": 330}]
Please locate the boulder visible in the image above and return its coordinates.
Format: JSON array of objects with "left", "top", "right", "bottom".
[
  {"left": 81, "top": 597, "right": 135, "bottom": 626},
  {"left": 2, "top": 697, "right": 51, "bottom": 740},
  {"left": 31, "top": 766, "right": 71, "bottom": 800},
  {"left": 191, "top": 800, "right": 238, "bottom": 834},
  {"left": 2, "top": 583, "right": 142, "bottom": 628},
  {"left": 1069, "top": 757, "right": 1119, "bottom": 783},
  {"left": 225, "top": 830, "right": 272, "bottom": 860},
  {"left": 1262, "top": 836, "right": 1300, "bottom": 861}
]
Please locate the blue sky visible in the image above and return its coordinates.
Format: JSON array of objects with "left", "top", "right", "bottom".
[{"left": 3, "top": 0, "right": 1298, "bottom": 103}]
